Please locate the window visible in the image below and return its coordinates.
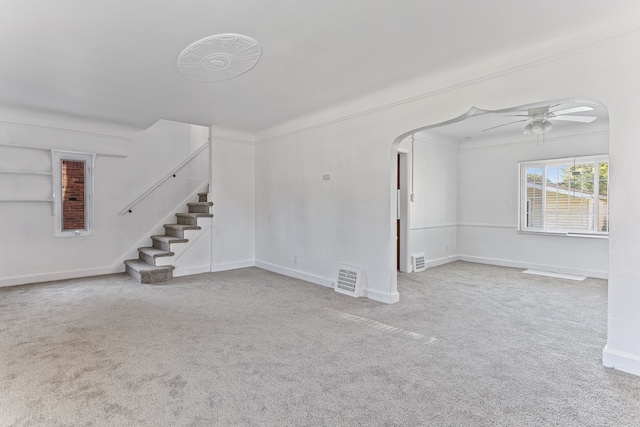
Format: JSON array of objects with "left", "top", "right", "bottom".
[
  {"left": 53, "top": 151, "right": 95, "bottom": 237},
  {"left": 519, "top": 155, "right": 608, "bottom": 236}
]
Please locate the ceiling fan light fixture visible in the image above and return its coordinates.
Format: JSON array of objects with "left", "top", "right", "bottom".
[{"left": 524, "top": 119, "right": 553, "bottom": 135}]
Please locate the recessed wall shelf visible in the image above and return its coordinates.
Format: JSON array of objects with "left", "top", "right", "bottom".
[
  {"left": 0, "top": 199, "right": 53, "bottom": 202},
  {"left": 0, "top": 170, "right": 52, "bottom": 176}
]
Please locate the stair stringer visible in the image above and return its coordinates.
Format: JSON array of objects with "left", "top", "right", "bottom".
[
  {"left": 155, "top": 217, "right": 212, "bottom": 277},
  {"left": 114, "top": 180, "right": 209, "bottom": 272}
]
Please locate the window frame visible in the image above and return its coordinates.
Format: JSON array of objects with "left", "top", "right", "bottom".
[
  {"left": 518, "top": 154, "right": 609, "bottom": 237},
  {"left": 52, "top": 150, "right": 95, "bottom": 238}
]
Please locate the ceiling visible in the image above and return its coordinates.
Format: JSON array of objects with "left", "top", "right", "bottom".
[{"left": 1, "top": 1, "right": 639, "bottom": 133}]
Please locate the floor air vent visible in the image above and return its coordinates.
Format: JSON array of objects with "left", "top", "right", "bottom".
[
  {"left": 412, "top": 254, "right": 426, "bottom": 272},
  {"left": 335, "top": 264, "right": 364, "bottom": 297}
]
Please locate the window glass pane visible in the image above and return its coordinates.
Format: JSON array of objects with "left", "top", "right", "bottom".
[
  {"left": 598, "top": 162, "right": 609, "bottom": 231},
  {"left": 61, "top": 160, "right": 86, "bottom": 230},
  {"left": 525, "top": 167, "right": 543, "bottom": 228},
  {"left": 521, "top": 157, "right": 608, "bottom": 234}
]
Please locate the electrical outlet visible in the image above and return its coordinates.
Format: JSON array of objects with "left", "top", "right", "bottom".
[{"left": 293, "top": 255, "right": 297, "bottom": 263}]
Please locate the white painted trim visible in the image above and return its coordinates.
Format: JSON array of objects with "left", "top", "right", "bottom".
[
  {"left": 173, "top": 264, "right": 212, "bottom": 277},
  {"left": 602, "top": 345, "right": 640, "bottom": 377},
  {"left": 458, "top": 223, "right": 517, "bottom": 229},
  {"left": 364, "top": 289, "right": 400, "bottom": 304},
  {"left": 0, "top": 266, "right": 117, "bottom": 288},
  {"left": 423, "top": 255, "right": 460, "bottom": 269},
  {"left": 411, "top": 223, "right": 458, "bottom": 230},
  {"left": 255, "top": 260, "right": 334, "bottom": 288},
  {"left": 0, "top": 170, "right": 52, "bottom": 176},
  {"left": 398, "top": 150, "right": 411, "bottom": 273},
  {"left": 458, "top": 255, "right": 608, "bottom": 280},
  {"left": 52, "top": 151, "right": 95, "bottom": 238},
  {"left": 211, "top": 260, "right": 256, "bottom": 272}
]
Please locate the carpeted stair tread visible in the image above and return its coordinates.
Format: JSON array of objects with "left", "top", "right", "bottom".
[
  {"left": 124, "top": 259, "right": 174, "bottom": 284},
  {"left": 125, "top": 192, "right": 212, "bottom": 284},
  {"left": 138, "top": 247, "right": 174, "bottom": 258},
  {"left": 175, "top": 212, "right": 213, "bottom": 218},
  {"left": 163, "top": 224, "right": 200, "bottom": 231},
  {"left": 124, "top": 259, "right": 175, "bottom": 272},
  {"left": 187, "top": 202, "right": 213, "bottom": 207},
  {"left": 151, "top": 235, "right": 188, "bottom": 244}
]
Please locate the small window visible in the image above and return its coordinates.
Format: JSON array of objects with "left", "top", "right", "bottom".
[
  {"left": 519, "top": 155, "right": 608, "bottom": 236},
  {"left": 53, "top": 151, "right": 95, "bottom": 237}
]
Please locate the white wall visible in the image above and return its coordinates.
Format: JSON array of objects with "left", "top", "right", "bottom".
[
  {"left": 253, "top": 30, "right": 640, "bottom": 375},
  {"left": 210, "top": 137, "right": 256, "bottom": 271},
  {"left": 0, "top": 113, "right": 210, "bottom": 286},
  {"left": 406, "top": 134, "right": 458, "bottom": 268},
  {"left": 255, "top": 121, "right": 394, "bottom": 300},
  {"left": 456, "top": 129, "right": 609, "bottom": 278}
]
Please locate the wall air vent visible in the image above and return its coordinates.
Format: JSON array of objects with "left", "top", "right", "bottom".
[
  {"left": 335, "top": 264, "right": 364, "bottom": 297},
  {"left": 412, "top": 253, "right": 426, "bottom": 272}
]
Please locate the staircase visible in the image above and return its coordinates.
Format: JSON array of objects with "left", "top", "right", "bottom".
[{"left": 125, "top": 192, "right": 213, "bottom": 283}]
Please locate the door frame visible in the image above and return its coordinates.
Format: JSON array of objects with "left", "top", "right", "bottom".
[{"left": 397, "top": 148, "right": 411, "bottom": 272}]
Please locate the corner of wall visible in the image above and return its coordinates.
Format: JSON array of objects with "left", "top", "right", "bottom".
[{"left": 603, "top": 345, "right": 640, "bottom": 377}]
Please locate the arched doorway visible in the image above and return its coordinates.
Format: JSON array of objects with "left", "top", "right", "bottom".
[{"left": 392, "top": 99, "right": 609, "bottom": 280}]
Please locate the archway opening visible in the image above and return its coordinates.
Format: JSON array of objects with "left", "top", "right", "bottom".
[{"left": 392, "top": 98, "right": 609, "bottom": 282}]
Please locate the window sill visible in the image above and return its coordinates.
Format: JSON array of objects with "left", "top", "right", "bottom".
[
  {"left": 54, "top": 232, "right": 94, "bottom": 239},
  {"left": 518, "top": 230, "right": 609, "bottom": 239}
]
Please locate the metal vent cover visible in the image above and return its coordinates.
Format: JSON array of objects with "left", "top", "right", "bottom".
[
  {"left": 412, "top": 254, "right": 426, "bottom": 272},
  {"left": 335, "top": 264, "right": 364, "bottom": 297}
]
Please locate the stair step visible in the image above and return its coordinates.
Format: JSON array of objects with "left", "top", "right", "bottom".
[
  {"left": 125, "top": 192, "right": 213, "bottom": 284},
  {"left": 187, "top": 202, "right": 213, "bottom": 213},
  {"left": 163, "top": 223, "right": 200, "bottom": 238},
  {"left": 138, "top": 247, "right": 173, "bottom": 264},
  {"left": 176, "top": 212, "right": 213, "bottom": 225},
  {"left": 124, "top": 259, "right": 174, "bottom": 284},
  {"left": 151, "top": 235, "right": 188, "bottom": 251}
]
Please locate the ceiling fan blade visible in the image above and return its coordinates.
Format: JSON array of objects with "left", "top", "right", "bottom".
[
  {"left": 552, "top": 106, "right": 595, "bottom": 115},
  {"left": 551, "top": 115, "right": 597, "bottom": 123},
  {"left": 482, "top": 119, "right": 528, "bottom": 132}
]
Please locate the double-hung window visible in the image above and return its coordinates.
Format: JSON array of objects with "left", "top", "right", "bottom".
[{"left": 519, "top": 155, "right": 608, "bottom": 236}]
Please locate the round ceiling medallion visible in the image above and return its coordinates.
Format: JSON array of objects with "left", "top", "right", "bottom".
[{"left": 177, "top": 34, "right": 262, "bottom": 82}]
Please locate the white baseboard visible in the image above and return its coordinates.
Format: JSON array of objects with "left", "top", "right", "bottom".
[
  {"left": 457, "top": 255, "right": 608, "bottom": 280},
  {"left": 424, "top": 255, "right": 460, "bottom": 269},
  {"left": 0, "top": 266, "right": 119, "bottom": 288},
  {"left": 255, "top": 260, "right": 334, "bottom": 288},
  {"left": 173, "top": 264, "right": 212, "bottom": 277},
  {"left": 211, "top": 260, "right": 256, "bottom": 272},
  {"left": 364, "top": 289, "right": 400, "bottom": 304},
  {"left": 603, "top": 345, "right": 640, "bottom": 377},
  {"left": 255, "top": 260, "right": 401, "bottom": 304}
]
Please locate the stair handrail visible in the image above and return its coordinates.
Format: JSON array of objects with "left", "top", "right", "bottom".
[{"left": 119, "top": 141, "right": 210, "bottom": 215}]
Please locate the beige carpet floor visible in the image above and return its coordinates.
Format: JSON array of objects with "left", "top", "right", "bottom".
[{"left": 1, "top": 261, "right": 639, "bottom": 426}]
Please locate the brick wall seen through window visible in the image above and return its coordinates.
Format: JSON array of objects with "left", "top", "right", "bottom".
[{"left": 61, "top": 160, "right": 85, "bottom": 230}]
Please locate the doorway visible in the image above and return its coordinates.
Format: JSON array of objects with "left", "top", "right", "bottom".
[{"left": 397, "top": 149, "right": 410, "bottom": 272}]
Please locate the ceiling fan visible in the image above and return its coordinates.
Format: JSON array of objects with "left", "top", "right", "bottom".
[{"left": 483, "top": 105, "right": 598, "bottom": 134}]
